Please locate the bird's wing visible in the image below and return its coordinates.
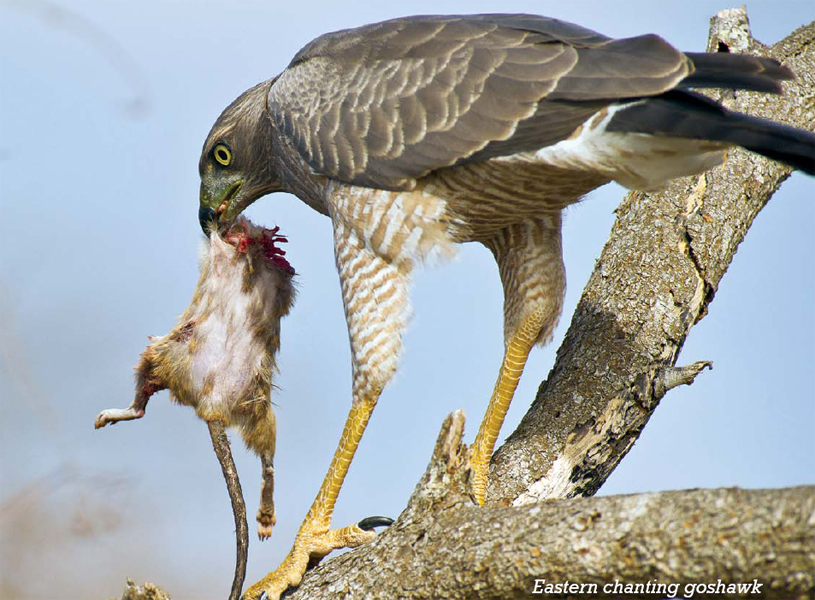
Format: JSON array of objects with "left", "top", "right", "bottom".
[{"left": 266, "top": 14, "right": 772, "bottom": 189}]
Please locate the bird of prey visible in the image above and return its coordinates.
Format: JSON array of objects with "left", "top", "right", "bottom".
[{"left": 196, "top": 14, "right": 815, "bottom": 599}]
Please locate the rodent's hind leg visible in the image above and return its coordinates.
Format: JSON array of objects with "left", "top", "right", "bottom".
[
  {"left": 257, "top": 452, "right": 276, "bottom": 540},
  {"left": 237, "top": 401, "right": 277, "bottom": 541},
  {"left": 94, "top": 347, "right": 164, "bottom": 429}
]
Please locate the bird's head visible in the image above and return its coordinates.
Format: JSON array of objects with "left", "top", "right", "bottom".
[{"left": 198, "top": 80, "right": 281, "bottom": 233}]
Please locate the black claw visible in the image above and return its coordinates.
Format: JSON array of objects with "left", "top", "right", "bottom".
[
  {"left": 258, "top": 593, "right": 268, "bottom": 600},
  {"left": 358, "top": 516, "right": 394, "bottom": 531}
]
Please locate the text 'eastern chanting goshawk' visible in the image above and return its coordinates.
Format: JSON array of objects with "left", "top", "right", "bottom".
[{"left": 195, "top": 13, "right": 815, "bottom": 599}]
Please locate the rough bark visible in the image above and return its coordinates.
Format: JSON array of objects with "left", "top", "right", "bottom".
[
  {"left": 282, "top": 10, "right": 815, "bottom": 599},
  {"left": 289, "top": 412, "right": 815, "bottom": 599}
]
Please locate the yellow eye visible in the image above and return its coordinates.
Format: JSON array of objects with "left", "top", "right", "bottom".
[{"left": 213, "top": 143, "right": 232, "bottom": 166}]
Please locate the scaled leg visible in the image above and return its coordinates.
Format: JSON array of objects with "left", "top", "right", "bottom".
[{"left": 471, "top": 216, "right": 566, "bottom": 504}]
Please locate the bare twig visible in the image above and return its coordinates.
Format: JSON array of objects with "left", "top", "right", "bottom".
[{"left": 114, "top": 579, "right": 172, "bottom": 600}]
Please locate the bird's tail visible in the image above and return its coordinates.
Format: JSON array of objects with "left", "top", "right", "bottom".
[
  {"left": 607, "top": 89, "right": 815, "bottom": 175},
  {"left": 682, "top": 52, "right": 795, "bottom": 94}
]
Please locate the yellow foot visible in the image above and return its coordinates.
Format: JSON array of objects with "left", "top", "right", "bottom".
[
  {"left": 469, "top": 449, "right": 489, "bottom": 506},
  {"left": 243, "top": 523, "right": 376, "bottom": 600}
]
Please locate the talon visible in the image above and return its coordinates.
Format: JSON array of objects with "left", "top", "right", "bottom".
[
  {"left": 357, "top": 516, "right": 394, "bottom": 531},
  {"left": 244, "top": 521, "right": 377, "bottom": 599}
]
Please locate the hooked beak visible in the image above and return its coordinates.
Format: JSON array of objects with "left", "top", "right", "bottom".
[
  {"left": 199, "top": 179, "right": 243, "bottom": 234},
  {"left": 198, "top": 205, "right": 218, "bottom": 234}
]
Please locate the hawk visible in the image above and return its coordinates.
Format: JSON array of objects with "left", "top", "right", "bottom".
[{"left": 196, "top": 14, "right": 815, "bottom": 599}]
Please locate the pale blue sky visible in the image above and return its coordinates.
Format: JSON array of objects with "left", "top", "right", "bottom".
[{"left": 1, "top": 1, "right": 813, "bottom": 598}]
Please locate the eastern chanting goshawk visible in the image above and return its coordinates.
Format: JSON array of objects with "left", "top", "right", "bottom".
[{"left": 196, "top": 14, "right": 815, "bottom": 599}]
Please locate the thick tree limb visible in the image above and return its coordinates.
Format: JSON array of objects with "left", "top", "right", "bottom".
[
  {"left": 289, "top": 412, "right": 815, "bottom": 599},
  {"left": 280, "top": 10, "right": 815, "bottom": 600}
]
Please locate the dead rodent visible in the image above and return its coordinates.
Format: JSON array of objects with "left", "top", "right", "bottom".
[{"left": 96, "top": 216, "right": 295, "bottom": 541}]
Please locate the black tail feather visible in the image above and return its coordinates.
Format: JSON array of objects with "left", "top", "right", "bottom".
[
  {"left": 607, "top": 90, "right": 815, "bottom": 175},
  {"left": 683, "top": 52, "right": 794, "bottom": 94}
]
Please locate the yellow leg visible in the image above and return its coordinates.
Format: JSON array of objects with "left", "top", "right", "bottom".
[
  {"left": 470, "top": 311, "right": 542, "bottom": 505},
  {"left": 243, "top": 392, "right": 380, "bottom": 600}
]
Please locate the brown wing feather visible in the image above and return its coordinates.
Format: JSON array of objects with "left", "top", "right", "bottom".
[
  {"left": 267, "top": 14, "right": 788, "bottom": 189},
  {"left": 271, "top": 16, "right": 583, "bottom": 189}
]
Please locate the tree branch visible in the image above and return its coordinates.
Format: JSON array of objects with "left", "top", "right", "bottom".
[
  {"left": 113, "top": 579, "right": 171, "bottom": 600},
  {"left": 289, "top": 413, "right": 815, "bottom": 599}
]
